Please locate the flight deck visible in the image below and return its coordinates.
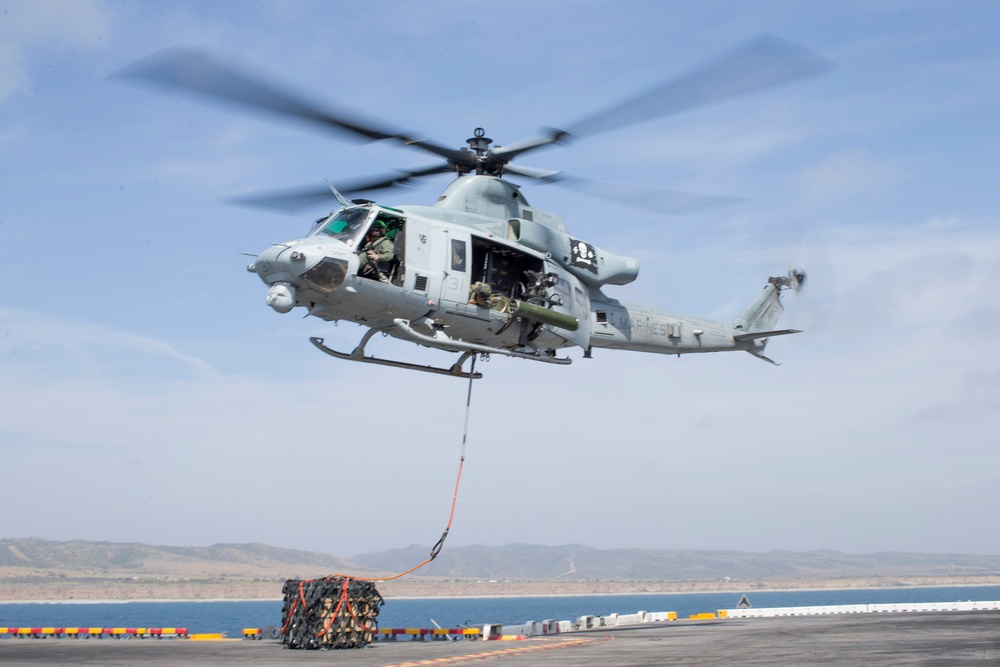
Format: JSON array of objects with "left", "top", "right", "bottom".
[{"left": 2, "top": 611, "right": 998, "bottom": 666}]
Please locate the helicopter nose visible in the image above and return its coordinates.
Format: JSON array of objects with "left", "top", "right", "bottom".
[
  {"left": 252, "top": 243, "right": 302, "bottom": 285},
  {"left": 251, "top": 240, "right": 353, "bottom": 313}
]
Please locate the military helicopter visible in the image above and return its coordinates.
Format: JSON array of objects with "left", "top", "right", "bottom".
[{"left": 117, "top": 36, "right": 831, "bottom": 379}]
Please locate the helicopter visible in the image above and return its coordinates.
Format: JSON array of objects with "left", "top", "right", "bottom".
[{"left": 116, "top": 35, "right": 831, "bottom": 379}]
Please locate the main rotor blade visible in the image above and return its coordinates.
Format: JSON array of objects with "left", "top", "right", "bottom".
[
  {"left": 555, "top": 177, "right": 747, "bottom": 215},
  {"left": 113, "top": 48, "right": 465, "bottom": 161},
  {"left": 501, "top": 163, "right": 563, "bottom": 182},
  {"left": 491, "top": 135, "right": 566, "bottom": 162},
  {"left": 504, "top": 164, "right": 745, "bottom": 215},
  {"left": 114, "top": 48, "right": 402, "bottom": 141},
  {"left": 505, "top": 35, "right": 833, "bottom": 159},
  {"left": 231, "top": 185, "right": 340, "bottom": 212},
  {"left": 232, "top": 164, "right": 455, "bottom": 212}
]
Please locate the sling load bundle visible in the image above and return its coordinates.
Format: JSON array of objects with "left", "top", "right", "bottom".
[
  {"left": 278, "top": 356, "right": 475, "bottom": 650},
  {"left": 281, "top": 577, "right": 383, "bottom": 649}
]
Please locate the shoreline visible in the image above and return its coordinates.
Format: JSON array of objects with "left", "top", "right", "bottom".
[
  {"left": 381, "top": 581, "right": 1000, "bottom": 600},
  {"left": 5, "top": 580, "right": 1000, "bottom": 604}
]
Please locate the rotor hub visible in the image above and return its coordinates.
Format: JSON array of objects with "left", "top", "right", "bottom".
[{"left": 466, "top": 127, "right": 492, "bottom": 156}]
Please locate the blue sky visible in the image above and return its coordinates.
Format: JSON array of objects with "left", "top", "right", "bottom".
[{"left": 2, "top": 1, "right": 999, "bottom": 562}]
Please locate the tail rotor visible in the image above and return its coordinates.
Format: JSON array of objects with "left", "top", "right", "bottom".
[{"left": 756, "top": 218, "right": 834, "bottom": 344}]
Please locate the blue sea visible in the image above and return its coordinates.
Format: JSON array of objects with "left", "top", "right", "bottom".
[{"left": 3, "top": 586, "right": 1000, "bottom": 639}]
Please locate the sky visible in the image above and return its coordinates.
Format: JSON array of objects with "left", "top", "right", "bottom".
[{"left": 2, "top": 1, "right": 999, "bottom": 561}]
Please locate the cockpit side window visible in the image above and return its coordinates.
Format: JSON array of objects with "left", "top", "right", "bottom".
[{"left": 313, "top": 207, "right": 372, "bottom": 250}]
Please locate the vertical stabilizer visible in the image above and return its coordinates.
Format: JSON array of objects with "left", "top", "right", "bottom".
[
  {"left": 731, "top": 272, "right": 805, "bottom": 364},
  {"left": 732, "top": 282, "right": 783, "bottom": 333}
]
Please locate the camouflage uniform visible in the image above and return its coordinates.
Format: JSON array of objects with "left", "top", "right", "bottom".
[
  {"left": 357, "top": 235, "right": 394, "bottom": 279},
  {"left": 469, "top": 281, "right": 509, "bottom": 312},
  {"left": 469, "top": 281, "right": 493, "bottom": 306}
]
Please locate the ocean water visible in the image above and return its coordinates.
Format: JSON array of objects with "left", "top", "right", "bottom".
[{"left": 2, "top": 586, "right": 1000, "bottom": 639}]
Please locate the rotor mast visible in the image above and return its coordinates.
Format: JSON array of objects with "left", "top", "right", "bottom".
[{"left": 465, "top": 127, "right": 499, "bottom": 175}]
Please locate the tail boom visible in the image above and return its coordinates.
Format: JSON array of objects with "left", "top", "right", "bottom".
[{"left": 587, "top": 273, "right": 801, "bottom": 362}]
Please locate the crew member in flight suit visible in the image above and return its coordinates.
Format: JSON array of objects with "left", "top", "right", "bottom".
[{"left": 357, "top": 222, "right": 394, "bottom": 280}]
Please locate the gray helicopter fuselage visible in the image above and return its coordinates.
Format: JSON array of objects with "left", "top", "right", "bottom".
[
  {"left": 250, "top": 175, "right": 795, "bottom": 369},
  {"left": 251, "top": 180, "right": 592, "bottom": 356}
]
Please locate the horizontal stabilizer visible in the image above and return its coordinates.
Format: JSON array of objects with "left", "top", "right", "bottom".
[{"left": 733, "top": 328, "right": 801, "bottom": 343}]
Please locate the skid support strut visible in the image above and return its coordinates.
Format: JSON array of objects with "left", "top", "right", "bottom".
[{"left": 309, "top": 335, "right": 482, "bottom": 379}]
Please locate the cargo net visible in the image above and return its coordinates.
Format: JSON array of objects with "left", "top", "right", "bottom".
[{"left": 281, "top": 577, "right": 383, "bottom": 650}]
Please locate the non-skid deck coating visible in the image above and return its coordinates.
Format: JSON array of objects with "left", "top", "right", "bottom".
[{"left": 1, "top": 611, "right": 998, "bottom": 666}]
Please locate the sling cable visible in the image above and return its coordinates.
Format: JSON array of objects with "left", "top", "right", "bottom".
[{"left": 280, "top": 359, "right": 479, "bottom": 649}]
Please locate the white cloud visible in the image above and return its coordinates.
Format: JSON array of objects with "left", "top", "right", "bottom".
[
  {"left": 924, "top": 215, "right": 964, "bottom": 230},
  {"left": 0, "top": 0, "right": 113, "bottom": 103},
  {"left": 798, "top": 148, "right": 902, "bottom": 203},
  {"left": 0, "top": 305, "right": 218, "bottom": 379},
  {"left": 1, "top": 0, "right": 111, "bottom": 47},
  {"left": 0, "top": 41, "right": 30, "bottom": 102}
]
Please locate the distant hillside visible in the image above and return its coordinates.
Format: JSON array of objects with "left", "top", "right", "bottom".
[
  {"left": 5, "top": 537, "right": 1000, "bottom": 583},
  {"left": 0, "top": 537, "right": 365, "bottom": 578},
  {"left": 350, "top": 543, "right": 1000, "bottom": 581}
]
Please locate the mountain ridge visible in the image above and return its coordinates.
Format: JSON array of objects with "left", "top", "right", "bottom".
[
  {"left": 5, "top": 537, "right": 1000, "bottom": 581},
  {"left": 1, "top": 536, "right": 364, "bottom": 577},
  {"left": 349, "top": 542, "right": 1000, "bottom": 580}
]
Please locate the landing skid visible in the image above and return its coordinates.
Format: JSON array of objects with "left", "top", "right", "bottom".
[
  {"left": 310, "top": 335, "right": 482, "bottom": 379},
  {"left": 391, "top": 318, "right": 573, "bottom": 366},
  {"left": 309, "top": 318, "right": 573, "bottom": 379}
]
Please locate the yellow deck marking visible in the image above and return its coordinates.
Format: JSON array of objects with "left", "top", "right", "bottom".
[{"left": 379, "top": 636, "right": 607, "bottom": 666}]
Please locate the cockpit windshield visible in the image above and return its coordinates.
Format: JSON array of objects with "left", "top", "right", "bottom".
[{"left": 312, "top": 207, "right": 372, "bottom": 249}]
